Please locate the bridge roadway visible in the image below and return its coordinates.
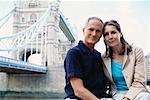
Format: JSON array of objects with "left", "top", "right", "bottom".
[
  {"left": 0, "top": 91, "right": 64, "bottom": 100},
  {"left": 0, "top": 56, "right": 47, "bottom": 74}
]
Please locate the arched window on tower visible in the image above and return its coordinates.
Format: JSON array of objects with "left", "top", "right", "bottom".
[
  {"left": 30, "top": 13, "right": 37, "bottom": 23},
  {"left": 20, "top": 14, "right": 25, "bottom": 23},
  {"left": 22, "top": 17, "right": 25, "bottom": 23},
  {"left": 28, "top": 0, "right": 40, "bottom": 8}
]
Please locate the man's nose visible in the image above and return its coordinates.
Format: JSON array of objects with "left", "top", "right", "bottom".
[{"left": 92, "top": 30, "right": 97, "bottom": 36}]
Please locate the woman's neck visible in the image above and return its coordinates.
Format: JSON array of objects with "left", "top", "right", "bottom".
[{"left": 112, "top": 43, "right": 124, "bottom": 55}]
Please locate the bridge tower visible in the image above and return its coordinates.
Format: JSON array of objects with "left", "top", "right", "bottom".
[
  {"left": 0, "top": 0, "right": 76, "bottom": 99},
  {"left": 13, "top": 0, "right": 59, "bottom": 65}
]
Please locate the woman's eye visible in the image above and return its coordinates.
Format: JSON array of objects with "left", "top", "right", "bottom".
[
  {"left": 104, "top": 32, "right": 109, "bottom": 36},
  {"left": 111, "top": 31, "right": 116, "bottom": 34}
]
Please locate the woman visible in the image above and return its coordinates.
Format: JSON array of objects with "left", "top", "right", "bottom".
[{"left": 102, "top": 20, "right": 150, "bottom": 100}]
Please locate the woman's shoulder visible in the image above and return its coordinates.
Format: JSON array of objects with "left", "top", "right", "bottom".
[
  {"left": 131, "top": 46, "right": 143, "bottom": 53},
  {"left": 130, "top": 45, "right": 144, "bottom": 57}
]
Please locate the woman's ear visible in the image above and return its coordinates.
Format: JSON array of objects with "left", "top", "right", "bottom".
[{"left": 120, "top": 32, "right": 123, "bottom": 37}]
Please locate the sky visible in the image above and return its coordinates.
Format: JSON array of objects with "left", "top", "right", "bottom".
[
  {"left": 60, "top": 0, "right": 150, "bottom": 55},
  {"left": 0, "top": 1, "right": 14, "bottom": 35},
  {"left": 0, "top": 0, "right": 149, "bottom": 55}
]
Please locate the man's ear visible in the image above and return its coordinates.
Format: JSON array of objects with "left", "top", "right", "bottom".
[{"left": 83, "top": 28, "right": 84, "bottom": 32}]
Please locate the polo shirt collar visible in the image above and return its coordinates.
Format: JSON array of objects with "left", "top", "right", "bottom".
[{"left": 78, "top": 40, "right": 95, "bottom": 54}]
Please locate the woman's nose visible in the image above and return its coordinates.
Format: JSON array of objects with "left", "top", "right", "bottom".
[{"left": 108, "top": 33, "right": 112, "bottom": 38}]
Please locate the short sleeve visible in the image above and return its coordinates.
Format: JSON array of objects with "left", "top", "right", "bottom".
[{"left": 64, "top": 49, "right": 83, "bottom": 80}]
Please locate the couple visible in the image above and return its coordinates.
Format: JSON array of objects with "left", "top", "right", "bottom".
[{"left": 64, "top": 17, "right": 150, "bottom": 100}]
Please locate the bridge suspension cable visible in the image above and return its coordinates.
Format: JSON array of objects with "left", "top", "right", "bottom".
[
  {"left": 0, "top": 5, "right": 51, "bottom": 51},
  {"left": 0, "top": 6, "right": 16, "bottom": 29}
]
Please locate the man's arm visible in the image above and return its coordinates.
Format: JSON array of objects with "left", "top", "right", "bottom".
[{"left": 70, "top": 77, "right": 99, "bottom": 100}]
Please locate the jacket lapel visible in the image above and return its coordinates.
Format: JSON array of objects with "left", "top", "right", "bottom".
[
  {"left": 122, "top": 55, "right": 128, "bottom": 69},
  {"left": 103, "top": 57, "right": 113, "bottom": 81}
]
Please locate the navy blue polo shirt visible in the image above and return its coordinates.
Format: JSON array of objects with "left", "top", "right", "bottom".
[{"left": 64, "top": 41, "right": 107, "bottom": 99}]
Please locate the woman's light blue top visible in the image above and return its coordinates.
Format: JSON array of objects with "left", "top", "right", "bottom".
[{"left": 111, "top": 60, "right": 128, "bottom": 91}]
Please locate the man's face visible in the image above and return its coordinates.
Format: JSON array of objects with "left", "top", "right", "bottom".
[{"left": 83, "top": 19, "right": 103, "bottom": 46}]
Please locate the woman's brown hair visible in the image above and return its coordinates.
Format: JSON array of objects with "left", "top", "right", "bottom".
[{"left": 102, "top": 20, "right": 132, "bottom": 58}]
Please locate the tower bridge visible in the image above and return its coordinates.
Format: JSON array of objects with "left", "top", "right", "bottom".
[{"left": 0, "top": 0, "right": 76, "bottom": 99}]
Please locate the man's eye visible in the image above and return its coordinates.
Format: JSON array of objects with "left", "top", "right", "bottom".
[
  {"left": 89, "top": 28, "right": 94, "bottom": 31},
  {"left": 96, "top": 30, "right": 101, "bottom": 33}
]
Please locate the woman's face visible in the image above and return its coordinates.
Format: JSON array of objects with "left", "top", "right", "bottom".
[{"left": 103, "top": 25, "right": 122, "bottom": 47}]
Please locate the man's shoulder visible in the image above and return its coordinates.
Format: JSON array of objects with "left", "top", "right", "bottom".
[
  {"left": 67, "top": 45, "right": 81, "bottom": 55},
  {"left": 93, "top": 49, "right": 101, "bottom": 55}
]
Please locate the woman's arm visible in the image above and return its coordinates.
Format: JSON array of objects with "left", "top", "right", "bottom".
[{"left": 124, "top": 47, "right": 147, "bottom": 99}]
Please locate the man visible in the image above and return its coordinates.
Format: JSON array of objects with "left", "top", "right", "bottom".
[{"left": 64, "top": 17, "right": 111, "bottom": 100}]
